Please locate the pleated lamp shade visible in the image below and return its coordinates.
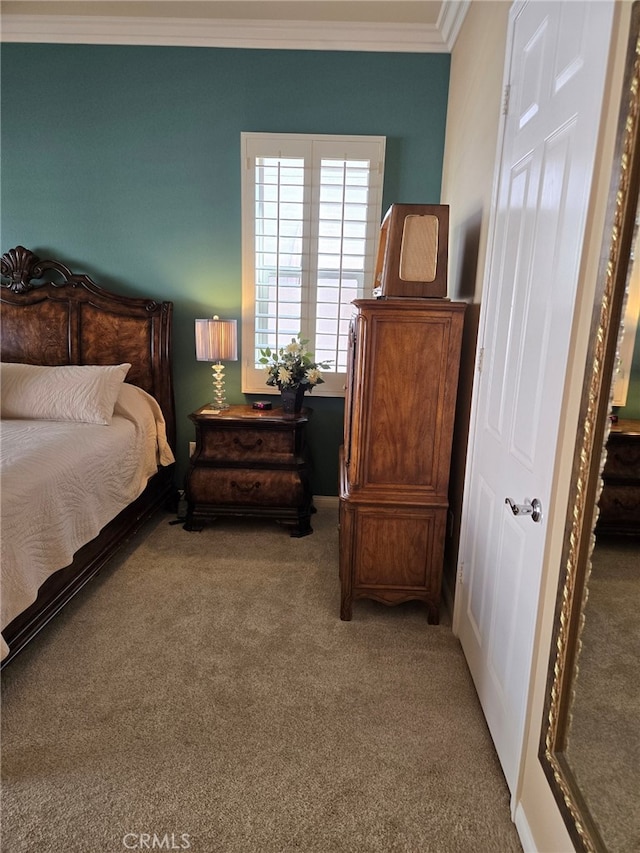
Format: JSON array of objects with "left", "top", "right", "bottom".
[{"left": 195, "top": 316, "right": 238, "bottom": 363}]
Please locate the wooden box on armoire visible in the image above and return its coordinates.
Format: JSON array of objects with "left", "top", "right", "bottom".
[
  {"left": 373, "top": 203, "right": 449, "bottom": 298},
  {"left": 339, "top": 298, "right": 465, "bottom": 622}
]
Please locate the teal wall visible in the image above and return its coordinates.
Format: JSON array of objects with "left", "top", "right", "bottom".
[{"left": 1, "top": 43, "right": 450, "bottom": 495}]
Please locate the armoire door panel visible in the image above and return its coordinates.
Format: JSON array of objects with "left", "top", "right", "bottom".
[
  {"left": 352, "top": 506, "right": 445, "bottom": 589},
  {"left": 363, "top": 317, "right": 445, "bottom": 488},
  {"left": 347, "top": 300, "right": 464, "bottom": 498}
]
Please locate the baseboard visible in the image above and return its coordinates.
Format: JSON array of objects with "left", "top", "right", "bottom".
[
  {"left": 313, "top": 495, "right": 339, "bottom": 511},
  {"left": 514, "top": 802, "right": 536, "bottom": 853}
]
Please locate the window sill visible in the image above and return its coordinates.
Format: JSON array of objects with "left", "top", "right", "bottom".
[{"left": 242, "top": 386, "right": 345, "bottom": 399}]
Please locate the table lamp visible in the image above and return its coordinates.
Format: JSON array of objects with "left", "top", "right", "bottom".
[{"left": 195, "top": 315, "right": 238, "bottom": 410}]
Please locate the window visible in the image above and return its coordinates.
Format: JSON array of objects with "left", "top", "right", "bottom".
[{"left": 241, "top": 132, "right": 386, "bottom": 396}]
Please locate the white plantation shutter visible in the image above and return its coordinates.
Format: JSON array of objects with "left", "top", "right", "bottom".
[{"left": 241, "top": 133, "right": 386, "bottom": 395}]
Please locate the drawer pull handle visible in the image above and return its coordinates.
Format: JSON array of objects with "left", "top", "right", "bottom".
[
  {"left": 233, "top": 437, "right": 263, "bottom": 451},
  {"left": 231, "top": 481, "right": 261, "bottom": 493}
]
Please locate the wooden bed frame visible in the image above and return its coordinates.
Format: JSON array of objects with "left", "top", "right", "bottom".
[{"left": 0, "top": 246, "right": 176, "bottom": 668}]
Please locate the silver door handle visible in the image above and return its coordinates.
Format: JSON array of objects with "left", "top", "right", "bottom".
[{"left": 505, "top": 497, "right": 543, "bottom": 523}]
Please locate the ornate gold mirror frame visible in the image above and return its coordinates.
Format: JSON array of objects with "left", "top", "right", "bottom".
[{"left": 539, "top": 5, "right": 640, "bottom": 852}]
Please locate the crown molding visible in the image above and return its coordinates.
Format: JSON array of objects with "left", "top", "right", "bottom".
[
  {"left": 0, "top": 13, "right": 452, "bottom": 52},
  {"left": 438, "top": 0, "right": 470, "bottom": 51}
]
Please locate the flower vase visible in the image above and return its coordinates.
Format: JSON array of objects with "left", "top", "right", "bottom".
[{"left": 280, "top": 386, "right": 306, "bottom": 417}]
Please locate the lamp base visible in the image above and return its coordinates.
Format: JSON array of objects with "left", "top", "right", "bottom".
[{"left": 211, "top": 362, "right": 230, "bottom": 410}]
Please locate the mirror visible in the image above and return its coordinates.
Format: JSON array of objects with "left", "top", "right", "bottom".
[{"left": 539, "top": 5, "right": 640, "bottom": 852}]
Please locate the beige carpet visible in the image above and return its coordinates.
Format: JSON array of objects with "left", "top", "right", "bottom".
[{"left": 1, "top": 508, "right": 522, "bottom": 853}]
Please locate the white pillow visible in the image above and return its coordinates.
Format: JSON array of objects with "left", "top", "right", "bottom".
[{"left": 0, "top": 362, "right": 131, "bottom": 424}]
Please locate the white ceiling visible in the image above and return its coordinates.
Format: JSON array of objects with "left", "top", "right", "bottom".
[{"left": 0, "top": 1, "right": 470, "bottom": 52}]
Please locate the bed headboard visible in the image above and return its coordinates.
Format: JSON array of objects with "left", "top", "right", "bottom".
[{"left": 0, "top": 246, "right": 176, "bottom": 451}]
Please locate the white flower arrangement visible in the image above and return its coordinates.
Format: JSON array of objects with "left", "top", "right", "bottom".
[{"left": 259, "top": 335, "right": 331, "bottom": 392}]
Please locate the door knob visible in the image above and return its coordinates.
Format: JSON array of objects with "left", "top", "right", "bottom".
[{"left": 505, "top": 497, "right": 543, "bottom": 523}]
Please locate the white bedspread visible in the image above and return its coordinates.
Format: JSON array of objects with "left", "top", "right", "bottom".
[{"left": 0, "top": 383, "right": 174, "bottom": 659}]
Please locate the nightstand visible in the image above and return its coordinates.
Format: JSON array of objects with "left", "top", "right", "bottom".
[{"left": 184, "top": 404, "right": 314, "bottom": 537}]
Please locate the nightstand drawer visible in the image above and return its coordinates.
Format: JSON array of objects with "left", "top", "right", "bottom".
[
  {"left": 188, "top": 467, "right": 304, "bottom": 506},
  {"left": 603, "top": 441, "right": 640, "bottom": 481},
  {"left": 199, "top": 428, "right": 294, "bottom": 462},
  {"left": 597, "top": 484, "right": 640, "bottom": 529}
]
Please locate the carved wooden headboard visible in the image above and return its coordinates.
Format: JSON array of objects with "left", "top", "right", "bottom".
[{"left": 0, "top": 246, "right": 176, "bottom": 450}]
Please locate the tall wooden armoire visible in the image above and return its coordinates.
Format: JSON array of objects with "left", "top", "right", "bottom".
[{"left": 339, "top": 298, "right": 465, "bottom": 622}]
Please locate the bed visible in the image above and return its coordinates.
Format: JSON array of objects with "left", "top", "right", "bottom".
[{"left": 0, "top": 246, "right": 176, "bottom": 667}]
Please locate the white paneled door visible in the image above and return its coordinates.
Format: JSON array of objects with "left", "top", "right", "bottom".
[{"left": 454, "top": 0, "right": 614, "bottom": 799}]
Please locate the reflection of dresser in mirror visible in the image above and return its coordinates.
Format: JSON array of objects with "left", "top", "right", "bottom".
[
  {"left": 597, "top": 418, "right": 640, "bottom": 536},
  {"left": 603, "top": 220, "right": 640, "bottom": 536}
]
